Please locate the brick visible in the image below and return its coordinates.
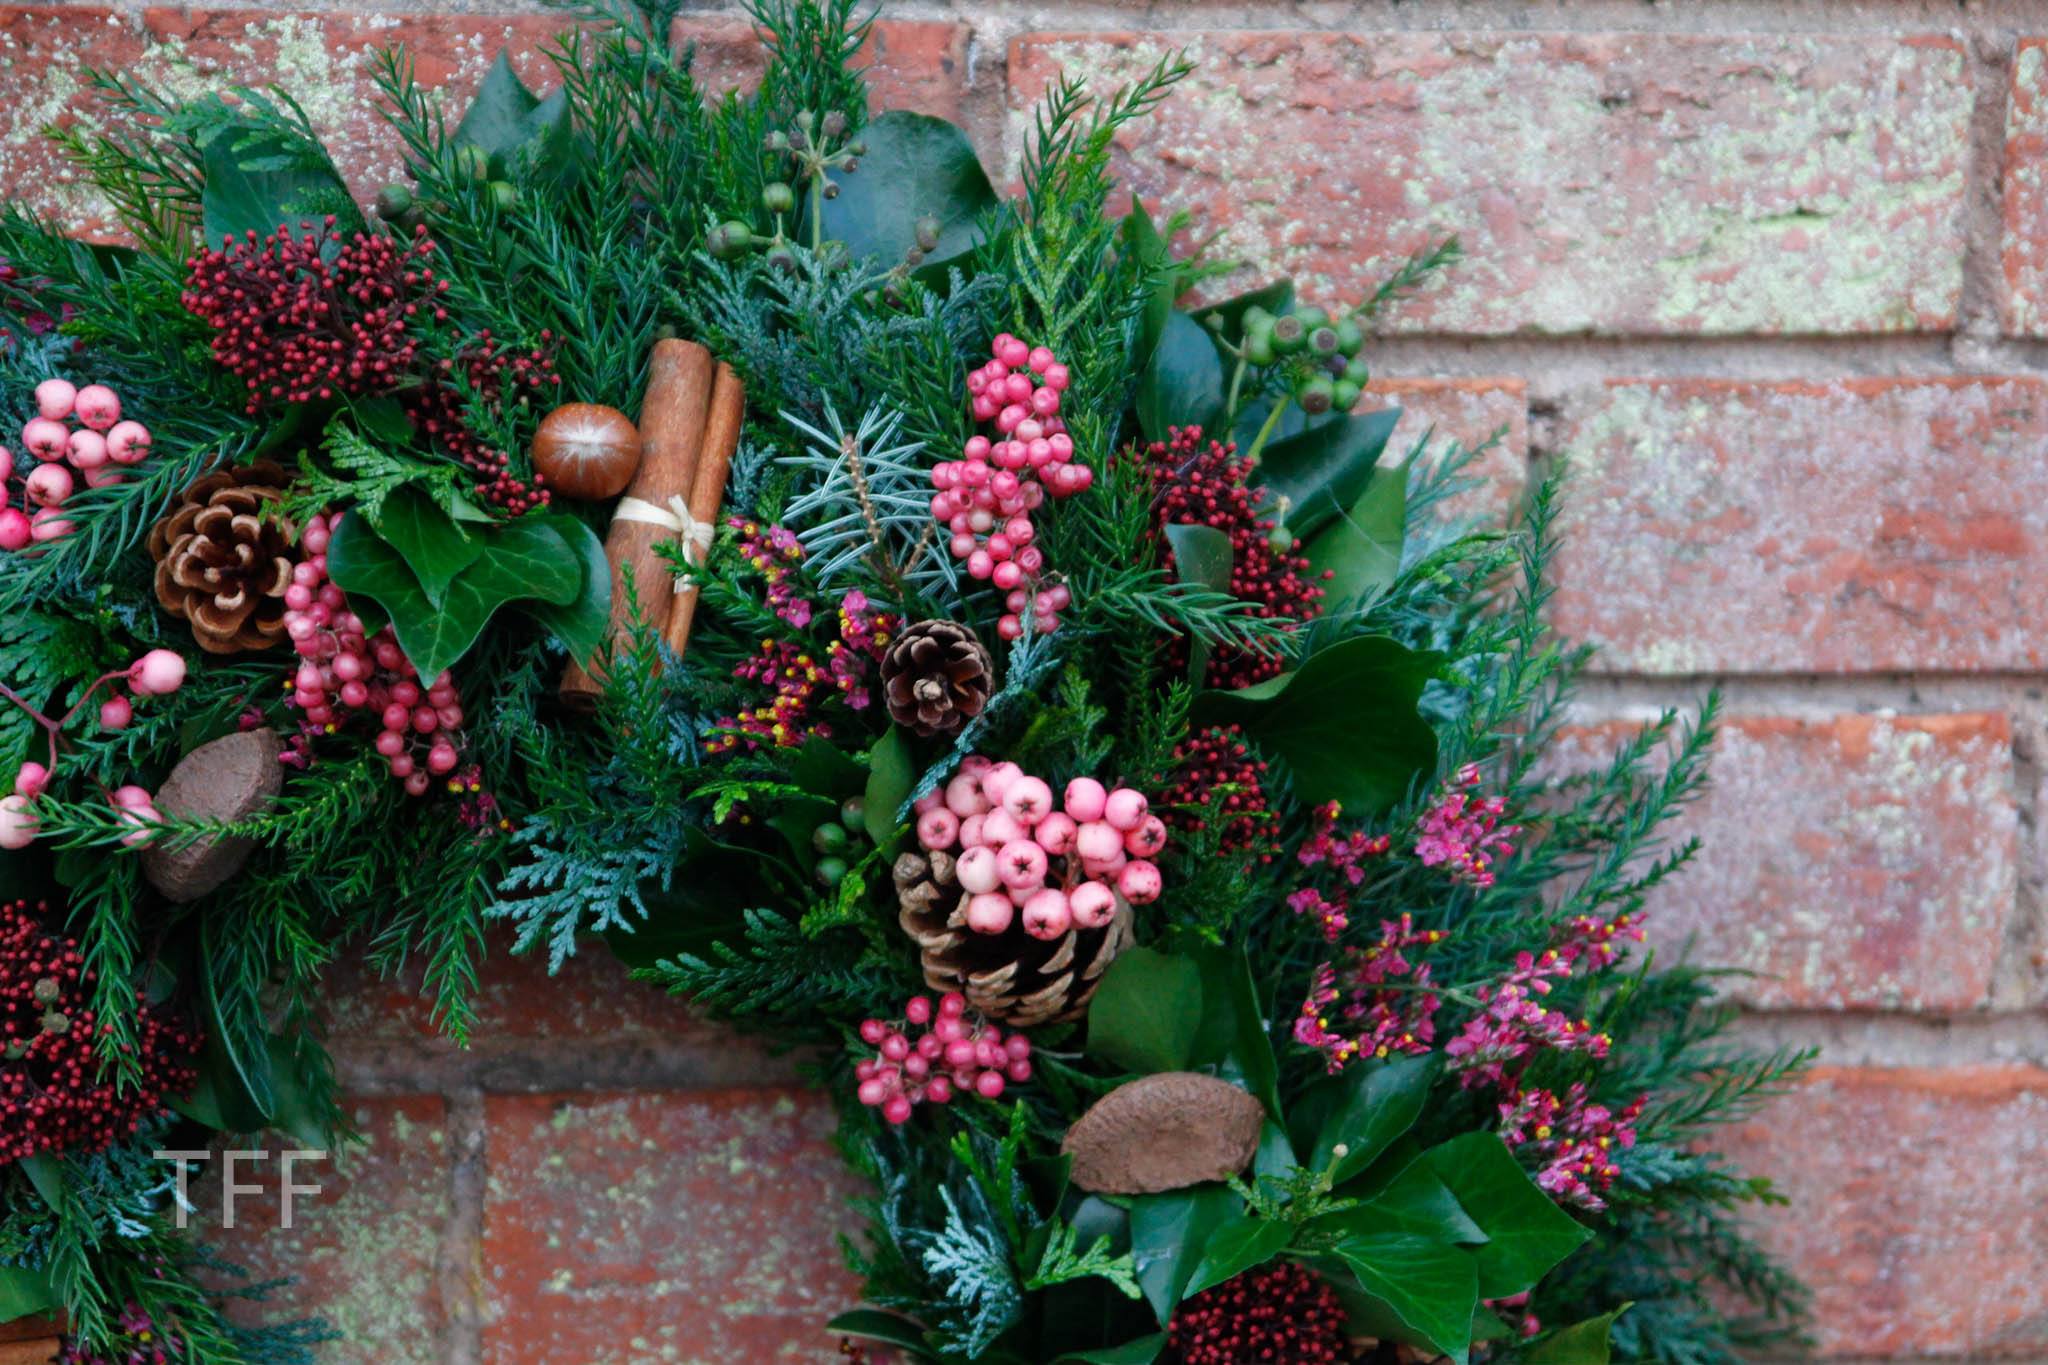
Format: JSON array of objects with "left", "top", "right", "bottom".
[
  {"left": 1554, "top": 713, "right": 2016, "bottom": 1011},
  {"left": 202, "top": 1096, "right": 450, "bottom": 1363},
  {"left": 1551, "top": 378, "right": 2048, "bottom": 673},
  {"left": 1008, "top": 32, "right": 1969, "bottom": 335},
  {"left": 1365, "top": 377, "right": 1528, "bottom": 523},
  {"left": 1720, "top": 1067, "right": 2048, "bottom": 1357},
  {"left": 0, "top": 7, "right": 966, "bottom": 240},
  {"left": 481, "top": 1090, "right": 865, "bottom": 1364},
  {"left": 2002, "top": 39, "right": 2048, "bottom": 335}
]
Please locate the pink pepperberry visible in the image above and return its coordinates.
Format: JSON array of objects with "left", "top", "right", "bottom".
[
  {"left": 996, "top": 839, "right": 1049, "bottom": 890},
  {"left": 0, "top": 508, "right": 30, "bottom": 552},
  {"left": 1074, "top": 819, "right": 1122, "bottom": 863},
  {"left": 965, "top": 892, "right": 1015, "bottom": 934},
  {"left": 859, "top": 1018, "right": 887, "bottom": 1045},
  {"left": 73, "top": 385, "right": 120, "bottom": 431},
  {"left": 104, "top": 421, "right": 151, "bottom": 465},
  {"left": 0, "top": 794, "right": 37, "bottom": 849},
  {"left": 127, "top": 649, "right": 186, "bottom": 696},
  {"left": 940, "top": 992, "right": 967, "bottom": 1016},
  {"left": 1034, "top": 811, "right": 1078, "bottom": 855},
  {"left": 1069, "top": 879, "right": 1118, "bottom": 929},
  {"left": 1000, "top": 776, "right": 1053, "bottom": 826},
  {"left": 979, "top": 761, "right": 1022, "bottom": 803},
  {"left": 955, "top": 845, "right": 1002, "bottom": 895},
  {"left": 65, "top": 429, "right": 108, "bottom": 471},
  {"left": 1103, "top": 787, "right": 1149, "bottom": 831},
  {"left": 1124, "top": 814, "right": 1168, "bottom": 858},
  {"left": 976, "top": 1071, "right": 1006, "bottom": 1099},
  {"left": 23, "top": 462, "right": 71, "bottom": 508},
  {"left": 1063, "top": 777, "right": 1108, "bottom": 823},
  {"left": 1118, "top": 859, "right": 1163, "bottom": 905},
  {"left": 881, "top": 1032, "right": 911, "bottom": 1062},
  {"left": 916, "top": 806, "right": 960, "bottom": 851},
  {"left": 943, "top": 773, "right": 989, "bottom": 818},
  {"left": 13, "top": 763, "right": 48, "bottom": 799},
  {"left": 883, "top": 1095, "right": 914, "bottom": 1125},
  {"left": 33, "top": 379, "right": 75, "bottom": 421},
  {"left": 20, "top": 418, "right": 67, "bottom": 462},
  {"left": 98, "top": 695, "right": 131, "bottom": 731},
  {"left": 905, "top": 996, "right": 932, "bottom": 1025},
  {"left": 979, "top": 807, "right": 1027, "bottom": 848},
  {"left": 1021, "top": 887, "right": 1072, "bottom": 940}
]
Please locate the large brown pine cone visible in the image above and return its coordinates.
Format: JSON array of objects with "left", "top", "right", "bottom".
[
  {"left": 146, "top": 462, "right": 296, "bottom": 654},
  {"left": 882, "top": 619, "right": 993, "bottom": 737},
  {"left": 893, "top": 850, "right": 1135, "bottom": 1028}
]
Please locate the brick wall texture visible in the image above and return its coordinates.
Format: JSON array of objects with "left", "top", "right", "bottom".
[{"left": 6, "top": 1, "right": 2047, "bottom": 1361}]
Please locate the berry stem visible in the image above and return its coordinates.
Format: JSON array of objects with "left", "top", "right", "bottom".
[{"left": 1242, "top": 394, "right": 1294, "bottom": 466}]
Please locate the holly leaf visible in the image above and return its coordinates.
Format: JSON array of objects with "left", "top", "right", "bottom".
[
  {"left": 516, "top": 513, "right": 611, "bottom": 661},
  {"left": 1328, "top": 1234, "right": 1478, "bottom": 1364},
  {"left": 369, "top": 487, "right": 480, "bottom": 609},
  {"left": 1136, "top": 311, "right": 1226, "bottom": 444},
  {"left": 818, "top": 111, "right": 995, "bottom": 273},
  {"left": 1294, "top": 1052, "right": 1437, "bottom": 1185},
  {"left": 1424, "top": 1133, "right": 1591, "bottom": 1298},
  {"left": 1128, "top": 1184, "right": 1240, "bottom": 1324},
  {"left": 1252, "top": 407, "right": 1402, "bottom": 541},
  {"left": 1193, "top": 636, "right": 1440, "bottom": 814},
  {"left": 1086, "top": 946, "right": 1203, "bottom": 1076},
  {"left": 1306, "top": 461, "right": 1409, "bottom": 615}
]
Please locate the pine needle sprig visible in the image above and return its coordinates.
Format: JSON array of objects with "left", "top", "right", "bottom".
[{"left": 780, "top": 403, "right": 954, "bottom": 603}]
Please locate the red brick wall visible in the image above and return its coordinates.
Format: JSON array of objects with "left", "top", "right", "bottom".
[{"left": 8, "top": 3, "right": 2048, "bottom": 1361}]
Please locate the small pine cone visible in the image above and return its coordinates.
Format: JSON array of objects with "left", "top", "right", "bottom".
[
  {"left": 882, "top": 619, "right": 993, "bottom": 737},
  {"left": 146, "top": 462, "right": 296, "bottom": 654},
  {"left": 893, "top": 850, "right": 1135, "bottom": 1028}
]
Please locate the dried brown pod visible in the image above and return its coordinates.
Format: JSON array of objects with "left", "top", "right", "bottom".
[
  {"left": 1060, "top": 1071, "right": 1265, "bottom": 1194},
  {"left": 531, "top": 402, "right": 642, "bottom": 500},
  {"left": 140, "top": 728, "right": 283, "bottom": 902}
]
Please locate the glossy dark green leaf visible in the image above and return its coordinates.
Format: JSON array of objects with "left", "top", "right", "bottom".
[
  {"left": 0, "top": 1264, "right": 57, "bottom": 1320},
  {"left": 1086, "top": 947, "right": 1203, "bottom": 1076},
  {"left": 1054, "top": 1334, "right": 1167, "bottom": 1365},
  {"left": 1161, "top": 524, "right": 1232, "bottom": 595},
  {"left": 1525, "top": 1307, "right": 1627, "bottom": 1364},
  {"left": 864, "top": 725, "right": 915, "bottom": 846},
  {"left": 1180, "top": 1216, "right": 1293, "bottom": 1300},
  {"left": 1320, "top": 1155, "right": 1485, "bottom": 1246},
  {"left": 1186, "top": 942, "right": 1281, "bottom": 1119},
  {"left": 517, "top": 513, "right": 611, "bottom": 661},
  {"left": 1129, "top": 1183, "right": 1240, "bottom": 1324},
  {"left": 1137, "top": 311, "right": 1226, "bottom": 445},
  {"left": 370, "top": 487, "right": 480, "bottom": 609},
  {"left": 1306, "top": 462, "right": 1408, "bottom": 614},
  {"left": 1126, "top": 202, "right": 1180, "bottom": 372},
  {"left": 1329, "top": 1233, "right": 1478, "bottom": 1364},
  {"left": 818, "top": 111, "right": 995, "bottom": 272},
  {"left": 18, "top": 1154, "right": 63, "bottom": 1211},
  {"left": 1301, "top": 1053, "right": 1436, "bottom": 1184},
  {"left": 1425, "top": 1133, "right": 1591, "bottom": 1298},
  {"left": 456, "top": 517, "right": 583, "bottom": 608},
  {"left": 199, "top": 112, "right": 359, "bottom": 248},
  {"left": 1193, "top": 636, "right": 1441, "bottom": 815},
  {"left": 1253, "top": 406, "right": 1402, "bottom": 541},
  {"left": 825, "top": 1310, "right": 934, "bottom": 1356}
]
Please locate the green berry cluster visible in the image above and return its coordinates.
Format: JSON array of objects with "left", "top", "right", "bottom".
[
  {"left": 810, "top": 794, "right": 871, "bottom": 888},
  {"left": 708, "top": 108, "right": 872, "bottom": 270},
  {"left": 1236, "top": 303, "right": 1371, "bottom": 416},
  {"left": 374, "top": 143, "right": 518, "bottom": 234}
]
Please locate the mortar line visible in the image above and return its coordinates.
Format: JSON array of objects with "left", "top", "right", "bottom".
[{"left": 436, "top": 1087, "right": 487, "bottom": 1365}]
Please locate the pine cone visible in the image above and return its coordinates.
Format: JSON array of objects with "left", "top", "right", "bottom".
[
  {"left": 893, "top": 850, "right": 1135, "bottom": 1028},
  {"left": 146, "top": 462, "right": 296, "bottom": 654},
  {"left": 882, "top": 620, "right": 993, "bottom": 737}
]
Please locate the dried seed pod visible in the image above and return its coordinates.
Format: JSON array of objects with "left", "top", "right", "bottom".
[{"left": 1060, "top": 1072, "right": 1265, "bottom": 1194}]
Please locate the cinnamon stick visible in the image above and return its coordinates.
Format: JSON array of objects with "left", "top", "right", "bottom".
[
  {"left": 663, "top": 362, "right": 745, "bottom": 660},
  {"left": 559, "top": 338, "right": 714, "bottom": 706}
]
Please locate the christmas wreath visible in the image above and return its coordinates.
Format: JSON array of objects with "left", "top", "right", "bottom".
[{"left": 0, "top": 2, "right": 1814, "bottom": 1362}]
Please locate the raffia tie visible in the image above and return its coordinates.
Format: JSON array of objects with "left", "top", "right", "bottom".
[{"left": 613, "top": 495, "right": 714, "bottom": 591}]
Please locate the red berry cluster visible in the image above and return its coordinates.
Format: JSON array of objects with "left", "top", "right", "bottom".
[
  {"left": 931, "top": 334, "right": 1087, "bottom": 640},
  {"left": 1, "top": 900, "right": 200, "bottom": 1165},
  {"left": 1165, "top": 1261, "right": 1352, "bottom": 1365},
  {"left": 283, "top": 510, "right": 468, "bottom": 796},
  {"left": 182, "top": 218, "right": 451, "bottom": 413},
  {"left": 1141, "top": 427, "right": 1327, "bottom": 688},
  {"left": 403, "top": 330, "right": 562, "bottom": 514},
  {"left": 854, "top": 992, "right": 1032, "bottom": 1125},
  {"left": 1161, "top": 724, "right": 1277, "bottom": 862}
]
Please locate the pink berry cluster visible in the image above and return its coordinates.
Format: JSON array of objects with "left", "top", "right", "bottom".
[
  {"left": 282, "top": 510, "right": 467, "bottom": 795},
  {"left": 911, "top": 755, "right": 1165, "bottom": 941},
  {"left": 855, "top": 991, "right": 1032, "bottom": 1125},
  {"left": 0, "top": 379, "right": 150, "bottom": 551},
  {"left": 0, "top": 649, "right": 188, "bottom": 851},
  {"left": 930, "top": 334, "right": 1088, "bottom": 640}
]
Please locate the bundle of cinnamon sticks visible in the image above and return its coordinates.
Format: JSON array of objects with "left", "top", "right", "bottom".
[
  {"left": 559, "top": 338, "right": 745, "bottom": 706},
  {"left": 0, "top": 1314, "right": 61, "bottom": 1365}
]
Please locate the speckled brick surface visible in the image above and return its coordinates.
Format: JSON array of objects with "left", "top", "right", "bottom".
[
  {"left": 1008, "top": 31, "right": 1971, "bottom": 335},
  {"left": 2003, "top": 38, "right": 2048, "bottom": 336},
  {"left": 1366, "top": 377, "right": 1528, "bottom": 524}
]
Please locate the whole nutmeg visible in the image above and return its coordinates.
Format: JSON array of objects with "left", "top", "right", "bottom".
[{"left": 530, "top": 403, "right": 641, "bottom": 500}]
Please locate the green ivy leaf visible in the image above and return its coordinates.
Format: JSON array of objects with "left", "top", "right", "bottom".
[
  {"left": 516, "top": 513, "right": 612, "bottom": 662},
  {"left": 370, "top": 487, "right": 480, "bottom": 609},
  {"left": 819, "top": 111, "right": 995, "bottom": 273},
  {"left": 456, "top": 517, "right": 583, "bottom": 608},
  {"left": 1296, "top": 1052, "right": 1437, "bottom": 1184},
  {"left": 1424, "top": 1133, "right": 1592, "bottom": 1298},
  {"left": 1136, "top": 311, "right": 1226, "bottom": 444},
  {"left": 1525, "top": 1307, "right": 1628, "bottom": 1364},
  {"left": 1193, "top": 636, "right": 1441, "bottom": 815},
  {"left": 1253, "top": 407, "right": 1402, "bottom": 541},
  {"left": 18, "top": 1153, "right": 64, "bottom": 1211},
  {"left": 1180, "top": 1216, "right": 1293, "bottom": 1301},
  {"left": 1320, "top": 1154, "right": 1486, "bottom": 1247},
  {"left": 1306, "top": 461, "right": 1408, "bottom": 615},
  {"left": 1128, "top": 1183, "right": 1240, "bottom": 1324},
  {"left": 1086, "top": 947, "right": 1203, "bottom": 1076},
  {"left": 0, "top": 1264, "right": 57, "bottom": 1321},
  {"left": 864, "top": 725, "right": 915, "bottom": 846},
  {"left": 1328, "top": 1234, "right": 1479, "bottom": 1364}
]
